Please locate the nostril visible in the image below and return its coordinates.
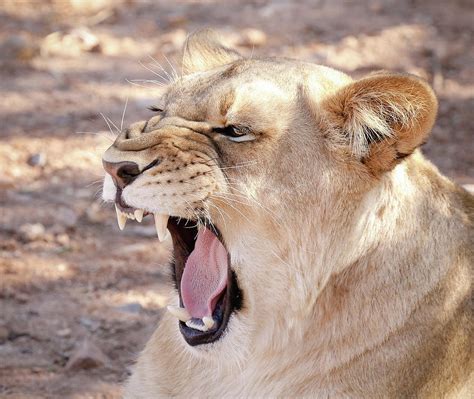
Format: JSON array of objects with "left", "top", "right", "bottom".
[
  {"left": 103, "top": 160, "right": 140, "bottom": 189},
  {"left": 117, "top": 163, "right": 140, "bottom": 179}
]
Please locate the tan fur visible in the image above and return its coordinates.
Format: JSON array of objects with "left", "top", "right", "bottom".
[{"left": 101, "top": 30, "right": 473, "bottom": 398}]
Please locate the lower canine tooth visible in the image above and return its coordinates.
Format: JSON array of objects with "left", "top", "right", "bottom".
[
  {"left": 186, "top": 320, "right": 209, "bottom": 332},
  {"left": 167, "top": 305, "right": 191, "bottom": 322},
  {"left": 134, "top": 209, "right": 144, "bottom": 222},
  {"left": 115, "top": 204, "right": 127, "bottom": 230},
  {"left": 154, "top": 213, "right": 170, "bottom": 241},
  {"left": 202, "top": 316, "right": 215, "bottom": 330}
]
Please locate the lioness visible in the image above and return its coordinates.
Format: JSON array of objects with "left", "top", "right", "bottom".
[{"left": 102, "top": 30, "right": 473, "bottom": 398}]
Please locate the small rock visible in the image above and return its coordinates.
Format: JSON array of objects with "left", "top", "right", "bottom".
[
  {"left": 27, "top": 153, "right": 47, "bottom": 167},
  {"left": 14, "top": 292, "right": 29, "bottom": 303},
  {"left": 55, "top": 233, "right": 70, "bottom": 247},
  {"left": 79, "top": 317, "right": 100, "bottom": 331},
  {"left": 0, "top": 35, "right": 38, "bottom": 62},
  {"left": 56, "top": 328, "right": 72, "bottom": 338},
  {"left": 41, "top": 28, "right": 101, "bottom": 58},
  {"left": 117, "top": 302, "right": 143, "bottom": 314},
  {"left": 65, "top": 338, "right": 109, "bottom": 370},
  {"left": 18, "top": 223, "right": 46, "bottom": 242},
  {"left": 0, "top": 326, "right": 10, "bottom": 343}
]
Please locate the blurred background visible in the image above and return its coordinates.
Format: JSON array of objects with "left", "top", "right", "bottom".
[{"left": 0, "top": 0, "right": 472, "bottom": 397}]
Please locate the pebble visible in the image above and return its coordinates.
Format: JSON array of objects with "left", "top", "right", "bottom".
[
  {"left": 0, "top": 35, "right": 38, "bottom": 62},
  {"left": 79, "top": 317, "right": 100, "bottom": 331},
  {"left": 65, "top": 338, "right": 109, "bottom": 370},
  {"left": 56, "top": 328, "right": 72, "bottom": 338},
  {"left": 41, "top": 28, "right": 101, "bottom": 58},
  {"left": 117, "top": 302, "right": 143, "bottom": 314},
  {"left": 18, "top": 223, "right": 46, "bottom": 242},
  {"left": 55, "top": 233, "right": 71, "bottom": 247},
  {"left": 27, "top": 153, "right": 47, "bottom": 167}
]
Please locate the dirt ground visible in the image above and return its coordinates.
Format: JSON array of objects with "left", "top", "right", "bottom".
[{"left": 0, "top": 0, "right": 472, "bottom": 398}]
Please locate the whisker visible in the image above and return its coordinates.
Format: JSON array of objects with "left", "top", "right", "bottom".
[
  {"left": 209, "top": 193, "right": 256, "bottom": 227},
  {"left": 139, "top": 60, "right": 170, "bottom": 83},
  {"left": 106, "top": 115, "right": 120, "bottom": 134},
  {"left": 148, "top": 55, "right": 174, "bottom": 82},
  {"left": 120, "top": 97, "right": 129, "bottom": 132},
  {"left": 86, "top": 178, "right": 105, "bottom": 188},
  {"left": 162, "top": 53, "right": 179, "bottom": 81},
  {"left": 127, "top": 78, "right": 166, "bottom": 87},
  {"left": 100, "top": 113, "right": 118, "bottom": 136}
]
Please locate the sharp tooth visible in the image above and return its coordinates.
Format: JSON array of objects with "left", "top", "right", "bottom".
[
  {"left": 126, "top": 213, "right": 135, "bottom": 220},
  {"left": 134, "top": 209, "right": 144, "bottom": 223},
  {"left": 154, "top": 213, "right": 170, "bottom": 241},
  {"left": 185, "top": 320, "right": 208, "bottom": 332},
  {"left": 167, "top": 305, "right": 191, "bottom": 322},
  {"left": 115, "top": 204, "right": 127, "bottom": 230},
  {"left": 202, "top": 316, "right": 215, "bottom": 330}
]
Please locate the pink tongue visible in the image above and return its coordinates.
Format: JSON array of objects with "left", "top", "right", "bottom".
[{"left": 181, "top": 228, "right": 228, "bottom": 319}]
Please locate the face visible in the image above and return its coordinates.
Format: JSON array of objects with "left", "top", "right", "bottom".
[{"left": 102, "top": 53, "right": 343, "bottom": 347}]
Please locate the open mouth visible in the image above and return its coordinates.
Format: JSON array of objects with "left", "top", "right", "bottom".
[
  {"left": 168, "top": 217, "right": 242, "bottom": 346},
  {"left": 113, "top": 202, "right": 242, "bottom": 346}
]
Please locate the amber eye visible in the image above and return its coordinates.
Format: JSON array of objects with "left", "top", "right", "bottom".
[
  {"left": 213, "top": 125, "right": 256, "bottom": 142},
  {"left": 213, "top": 125, "right": 242, "bottom": 137}
]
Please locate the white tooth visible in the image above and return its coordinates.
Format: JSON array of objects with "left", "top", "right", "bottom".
[
  {"left": 185, "top": 320, "right": 208, "bottom": 332},
  {"left": 126, "top": 213, "right": 135, "bottom": 220},
  {"left": 134, "top": 209, "right": 144, "bottom": 223},
  {"left": 167, "top": 305, "right": 191, "bottom": 322},
  {"left": 115, "top": 204, "right": 127, "bottom": 230},
  {"left": 202, "top": 316, "right": 215, "bottom": 330},
  {"left": 154, "top": 213, "right": 170, "bottom": 242}
]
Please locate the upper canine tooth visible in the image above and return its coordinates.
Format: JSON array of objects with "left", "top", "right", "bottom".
[
  {"left": 202, "top": 316, "right": 215, "bottom": 330},
  {"left": 167, "top": 305, "right": 191, "bottom": 322},
  {"left": 154, "top": 213, "right": 170, "bottom": 242},
  {"left": 134, "top": 209, "right": 144, "bottom": 223},
  {"left": 115, "top": 204, "right": 127, "bottom": 230}
]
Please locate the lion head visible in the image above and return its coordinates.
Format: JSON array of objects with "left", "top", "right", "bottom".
[{"left": 101, "top": 29, "right": 437, "bottom": 355}]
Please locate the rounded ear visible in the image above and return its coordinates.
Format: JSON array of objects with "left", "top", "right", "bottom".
[
  {"left": 322, "top": 72, "right": 438, "bottom": 175},
  {"left": 182, "top": 29, "right": 242, "bottom": 75}
]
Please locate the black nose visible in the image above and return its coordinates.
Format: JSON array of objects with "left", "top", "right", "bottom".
[{"left": 103, "top": 160, "right": 140, "bottom": 189}]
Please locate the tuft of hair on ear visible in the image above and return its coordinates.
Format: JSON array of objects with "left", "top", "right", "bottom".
[
  {"left": 323, "top": 72, "right": 438, "bottom": 175},
  {"left": 181, "top": 28, "right": 242, "bottom": 75}
]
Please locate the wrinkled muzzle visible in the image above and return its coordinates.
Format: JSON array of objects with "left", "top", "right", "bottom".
[{"left": 103, "top": 117, "right": 214, "bottom": 170}]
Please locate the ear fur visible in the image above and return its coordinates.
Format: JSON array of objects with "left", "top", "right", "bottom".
[
  {"left": 323, "top": 72, "right": 438, "bottom": 175},
  {"left": 182, "top": 29, "right": 242, "bottom": 74}
]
